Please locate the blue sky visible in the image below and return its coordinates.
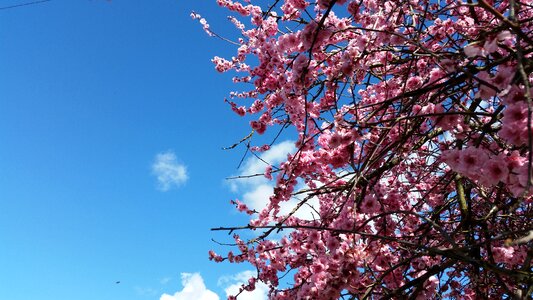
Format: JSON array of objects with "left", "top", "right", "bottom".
[{"left": 0, "top": 1, "right": 285, "bottom": 299}]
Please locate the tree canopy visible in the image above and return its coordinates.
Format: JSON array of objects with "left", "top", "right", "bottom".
[{"left": 198, "top": 0, "right": 533, "bottom": 298}]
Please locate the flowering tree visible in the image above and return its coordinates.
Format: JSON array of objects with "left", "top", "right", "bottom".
[{"left": 196, "top": 0, "right": 533, "bottom": 299}]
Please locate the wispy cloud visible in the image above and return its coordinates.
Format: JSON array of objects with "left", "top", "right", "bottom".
[
  {"left": 134, "top": 286, "right": 158, "bottom": 297},
  {"left": 160, "top": 273, "right": 219, "bottom": 300},
  {"left": 152, "top": 151, "right": 188, "bottom": 191}
]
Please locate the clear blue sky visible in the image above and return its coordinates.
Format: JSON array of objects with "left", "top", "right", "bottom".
[{"left": 0, "top": 1, "right": 270, "bottom": 299}]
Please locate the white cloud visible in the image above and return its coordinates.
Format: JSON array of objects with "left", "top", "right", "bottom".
[
  {"left": 152, "top": 151, "right": 188, "bottom": 191},
  {"left": 220, "top": 271, "right": 269, "bottom": 300},
  {"left": 229, "top": 140, "right": 320, "bottom": 220},
  {"left": 160, "top": 273, "right": 219, "bottom": 300},
  {"left": 229, "top": 141, "right": 294, "bottom": 212},
  {"left": 242, "top": 183, "right": 273, "bottom": 212},
  {"left": 234, "top": 140, "right": 295, "bottom": 190}
]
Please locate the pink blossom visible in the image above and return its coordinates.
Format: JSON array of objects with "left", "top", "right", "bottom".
[
  {"left": 456, "top": 147, "right": 489, "bottom": 179},
  {"left": 492, "top": 246, "right": 515, "bottom": 264},
  {"left": 360, "top": 194, "right": 380, "bottom": 214},
  {"left": 464, "top": 43, "right": 482, "bottom": 57},
  {"left": 483, "top": 37, "right": 499, "bottom": 53},
  {"left": 476, "top": 71, "right": 497, "bottom": 99},
  {"left": 480, "top": 155, "right": 509, "bottom": 186},
  {"left": 264, "top": 165, "right": 273, "bottom": 180},
  {"left": 250, "top": 120, "right": 266, "bottom": 134},
  {"left": 406, "top": 76, "right": 423, "bottom": 90},
  {"left": 500, "top": 102, "right": 528, "bottom": 146}
]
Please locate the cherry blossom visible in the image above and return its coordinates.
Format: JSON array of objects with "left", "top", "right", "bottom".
[{"left": 197, "top": 0, "right": 533, "bottom": 299}]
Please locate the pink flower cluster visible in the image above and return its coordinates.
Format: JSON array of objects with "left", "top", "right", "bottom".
[{"left": 442, "top": 148, "right": 529, "bottom": 196}]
